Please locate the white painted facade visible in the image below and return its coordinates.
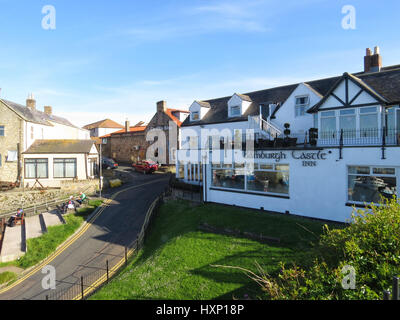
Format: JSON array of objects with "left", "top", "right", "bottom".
[
  {"left": 176, "top": 72, "right": 400, "bottom": 223},
  {"left": 23, "top": 144, "right": 98, "bottom": 188}
]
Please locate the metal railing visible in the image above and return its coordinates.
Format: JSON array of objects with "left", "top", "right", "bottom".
[
  {"left": 0, "top": 186, "right": 94, "bottom": 220},
  {"left": 43, "top": 183, "right": 172, "bottom": 300},
  {"left": 248, "top": 115, "right": 282, "bottom": 139},
  {"left": 316, "top": 128, "right": 400, "bottom": 147}
]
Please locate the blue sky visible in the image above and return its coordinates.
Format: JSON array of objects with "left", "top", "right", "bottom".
[{"left": 0, "top": 0, "right": 399, "bottom": 126}]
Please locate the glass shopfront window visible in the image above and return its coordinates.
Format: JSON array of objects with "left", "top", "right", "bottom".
[
  {"left": 348, "top": 166, "right": 397, "bottom": 203},
  {"left": 212, "top": 163, "right": 289, "bottom": 196},
  {"left": 247, "top": 164, "right": 289, "bottom": 195}
]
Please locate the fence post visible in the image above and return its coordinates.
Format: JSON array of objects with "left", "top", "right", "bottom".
[
  {"left": 81, "top": 276, "right": 84, "bottom": 300},
  {"left": 392, "top": 276, "right": 399, "bottom": 300},
  {"left": 383, "top": 290, "right": 391, "bottom": 300}
]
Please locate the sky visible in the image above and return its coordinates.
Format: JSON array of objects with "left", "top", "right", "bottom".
[{"left": 0, "top": 0, "right": 399, "bottom": 127}]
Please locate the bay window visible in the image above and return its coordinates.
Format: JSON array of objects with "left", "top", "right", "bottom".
[
  {"left": 359, "top": 107, "right": 378, "bottom": 137},
  {"left": 339, "top": 109, "right": 356, "bottom": 138},
  {"left": 320, "top": 111, "right": 336, "bottom": 138}
]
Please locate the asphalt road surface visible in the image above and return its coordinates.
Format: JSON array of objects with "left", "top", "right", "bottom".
[{"left": 0, "top": 167, "right": 170, "bottom": 300}]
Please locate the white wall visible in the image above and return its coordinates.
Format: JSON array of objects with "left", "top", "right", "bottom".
[
  {"left": 273, "top": 83, "right": 322, "bottom": 134},
  {"left": 204, "top": 147, "right": 400, "bottom": 223},
  {"left": 24, "top": 121, "right": 90, "bottom": 150},
  {"left": 23, "top": 153, "right": 92, "bottom": 188}
]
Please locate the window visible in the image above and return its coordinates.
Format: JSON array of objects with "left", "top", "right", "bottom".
[
  {"left": 230, "top": 106, "right": 241, "bottom": 117},
  {"left": 247, "top": 164, "right": 289, "bottom": 195},
  {"left": 212, "top": 163, "right": 289, "bottom": 196},
  {"left": 339, "top": 109, "right": 356, "bottom": 138},
  {"left": 191, "top": 111, "right": 200, "bottom": 121},
  {"left": 54, "top": 158, "right": 77, "bottom": 178},
  {"left": 348, "top": 166, "right": 397, "bottom": 204},
  {"left": 313, "top": 113, "right": 318, "bottom": 129},
  {"left": 359, "top": 107, "right": 378, "bottom": 137},
  {"left": 320, "top": 111, "right": 336, "bottom": 138},
  {"left": 0, "top": 126, "right": 4, "bottom": 136},
  {"left": 25, "top": 159, "right": 48, "bottom": 179},
  {"left": 6, "top": 151, "right": 18, "bottom": 162},
  {"left": 295, "top": 96, "right": 309, "bottom": 117}
]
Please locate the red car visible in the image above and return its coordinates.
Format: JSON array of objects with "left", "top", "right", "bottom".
[{"left": 132, "top": 160, "right": 159, "bottom": 174}]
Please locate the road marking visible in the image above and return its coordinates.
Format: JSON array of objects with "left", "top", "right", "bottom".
[{"left": 0, "top": 178, "right": 168, "bottom": 296}]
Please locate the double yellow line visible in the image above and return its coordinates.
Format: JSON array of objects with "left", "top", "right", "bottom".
[{"left": 0, "top": 178, "right": 167, "bottom": 297}]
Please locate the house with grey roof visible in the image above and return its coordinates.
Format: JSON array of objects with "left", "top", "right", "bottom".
[
  {"left": 176, "top": 47, "right": 400, "bottom": 223},
  {"left": 0, "top": 94, "right": 97, "bottom": 187}
]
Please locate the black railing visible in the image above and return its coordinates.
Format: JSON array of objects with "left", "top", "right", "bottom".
[{"left": 317, "top": 128, "right": 400, "bottom": 147}]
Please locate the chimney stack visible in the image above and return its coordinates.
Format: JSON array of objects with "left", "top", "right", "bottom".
[
  {"left": 364, "top": 46, "right": 382, "bottom": 73},
  {"left": 157, "top": 100, "right": 167, "bottom": 113},
  {"left": 125, "top": 120, "right": 130, "bottom": 132},
  {"left": 44, "top": 106, "right": 52, "bottom": 115},
  {"left": 26, "top": 93, "right": 36, "bottom": 110}
]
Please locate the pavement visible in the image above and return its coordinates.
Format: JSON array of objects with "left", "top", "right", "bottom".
[
  {"left": 0, "top": 166, "right": 170, "bottom": 300},
  {"left": 0, "top": 210, "right": 64, "bottom": 263}
]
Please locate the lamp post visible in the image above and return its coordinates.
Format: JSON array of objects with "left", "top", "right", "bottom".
[{"left": 99, "top": 142, "right": 103, "bottom": 198}]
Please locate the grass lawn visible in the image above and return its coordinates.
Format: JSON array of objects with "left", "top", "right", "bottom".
[
  {"left": 0, "top": 199, "right": 103, "bottom": 271},
  {"left": 91, "top": 200, "right": 342, "bottom": 300}
]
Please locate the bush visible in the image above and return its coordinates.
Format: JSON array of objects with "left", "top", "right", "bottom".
[{"left": 248, "top": 196, "right": 400, "bottom": 300}]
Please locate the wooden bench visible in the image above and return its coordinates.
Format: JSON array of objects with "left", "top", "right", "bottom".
[{"left": 13, "top": 212, "right": 24, "bottom": 226}]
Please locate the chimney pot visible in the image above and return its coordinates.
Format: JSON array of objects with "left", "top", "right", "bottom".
[
  {"left": 364, "top": 46, "right": 382, "bottom": 73},
  {"left": 44, "top": 106, "right": 52, "bottom": 115},
  {"left": 26, "top": 93, "right": 36, "bottom": 110},
  {"left": 125, "top": 120, "right": 130, "bottom": 132}
]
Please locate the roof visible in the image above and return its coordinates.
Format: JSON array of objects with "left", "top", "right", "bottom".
[
  {"left": 23, "top": 140, "right": 95, "bottom": 154},
  {"left": 0, "top": 99, "right": 82, "bottom": 129},
  {"left": 99, "top": 125, "right": 147, "bottom": 138},
  {"left": 165, "top": 108, "right": 189, "bottom": 127},
  {"left": 83, "top": 119, "right": 124, "bottom": 130},
  {"left": 181, "top": 65, "right": 400, "bottom": 126}
]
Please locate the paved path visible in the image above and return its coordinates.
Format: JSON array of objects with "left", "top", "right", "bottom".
[{"left": 0, "top": 169, "right": 170, "bottom": 300}]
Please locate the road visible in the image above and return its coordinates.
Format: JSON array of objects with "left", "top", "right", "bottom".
[{"left": 0, "top": 166, "right": 170, "bottom": 300}]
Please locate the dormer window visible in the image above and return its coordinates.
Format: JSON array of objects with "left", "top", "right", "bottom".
[
  {"left": 191, "top": 111, "right": 200, "bottom": 121},
  {"left": 230, "top": 106, "right": 241, "bottom": 117},
  {"left": 295, "top": 95, "right": 310, "bottom": 117}
]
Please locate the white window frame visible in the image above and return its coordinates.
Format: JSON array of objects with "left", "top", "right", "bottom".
[
  {"left": 295, "top": 95, "right": 310, "bottom": 117},
  {"left": 191, "top": 111, "right": 200, "bottom": 121},
  {"left": 229, "top": 105, "right": 241, "bottom": 117}
]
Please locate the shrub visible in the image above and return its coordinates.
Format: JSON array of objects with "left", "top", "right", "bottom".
[{"left": 247, "top": 197, "right": 400, "bottom": 300}]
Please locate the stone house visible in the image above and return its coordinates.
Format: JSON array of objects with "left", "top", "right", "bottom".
[
  {"left": 0, "top": 95, "right": 96, "bottom": 187},
  {"left": 101, "top": 121, "right": 148, "bottom": 163},
  {"left": 100, "top": 101, "right": 189, "bottom": 165}
]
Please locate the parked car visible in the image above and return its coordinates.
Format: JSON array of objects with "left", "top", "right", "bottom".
[
  {"left": 132, "top": 160, "right": 159, "bottom": 174},
  {"left": 102, "top": 157, "right": 118, "bottom": 170}
]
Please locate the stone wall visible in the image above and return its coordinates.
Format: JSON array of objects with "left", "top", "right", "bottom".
[
  {"left": 109, "top": 131, "right": 148, "bottom": 163},
  {"left": 0, "top": 101, "right": 24, "bottom": 183},
  {"left": 0, "top": 179, "right": 99, "bottom": 214}
]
